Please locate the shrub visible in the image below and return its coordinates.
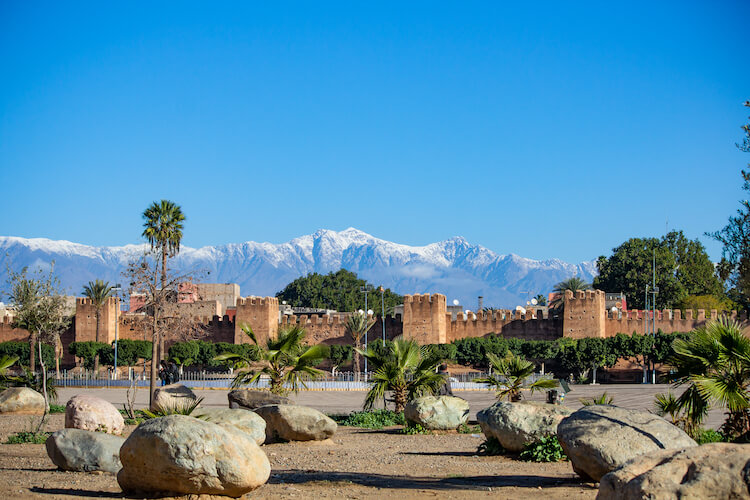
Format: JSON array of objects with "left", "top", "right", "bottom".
[
  {"left": 6, "top": 431, "right": 51, "bottom": 444},
  {"left": 477, "top": 437, "right": 505, "bottom": 455},
  {"left": 580, "top": 392, "right": 614, "bottom": 406},
  {"left": 336, "top": 409, "right": 406, "bottom": 429},
  {"left": 401, "top": 423, "right": 429, "bottom": 434},
  {"left": 0, "top": 341, "right": 55, "bottom": 368},
  {"left": 457, "top": 423, "right": 481, "bottom": 434},
  {"left": 48, "top": 404, "right": 65, "bottom": 414},
  {"left": 329, "top": 344, "right": 353, "bottom": 367},
  {"left": 519, "top": 436, "right": 568, "bottom": 462},
  {"left": 694, "top": 428, "right": 727, "bottom": 444}
]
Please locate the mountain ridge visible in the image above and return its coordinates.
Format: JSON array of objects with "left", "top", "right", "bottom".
[{"left": 0, "top": 229, "right": 597, "bottom": 308}]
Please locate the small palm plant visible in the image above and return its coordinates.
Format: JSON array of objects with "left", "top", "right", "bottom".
[
  {"left": 580, "top": 392, "right": 614, "bottom": 406},
  {"left": 476, "top": 351, "right": 558, "bottom": 401},
  {"left": 670, "top": 318, "right": 750, "bottom": 440},
  {"left": 654, "top": 391, "right": 688, "bottom": 429},
  {"left": 357, "top": 337, "right": 445, "bottom": 413},
  {"left": 214, "top": 324, "right": 329, "bottom": 396}
]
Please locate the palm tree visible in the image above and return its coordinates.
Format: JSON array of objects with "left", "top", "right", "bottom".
[
  {"left": 475, "top": 351, "right": 558, "bottom": 401},
  {"left": 142, "top": 200, "right": 185, "bottom": 289},
  {"left": 653, "top": 391, "right": 692, "bottom": 432},
  {"left": 214, "top": 324, "right": 329, "bottom": 395},
  {"left": 534, "top": 294, "right": 547, "bottom": 306},
  {"left": 357, "top": 337, "right": 445, "bottom": 413},
  {"left": 551, "top": 277, "right": 591, "bottom": 309},
  {"left": 82, "top": 280, "right": 114, "bottom": 373},
  {"left": 670, "top": 318, "right": 750, "bottom": 440},
  {"left": 345, "top": 311, "right": 375, "bottom": 377}
]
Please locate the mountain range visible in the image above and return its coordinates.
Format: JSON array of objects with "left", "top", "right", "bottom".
[{"left": 0, "top": 228, "right": 597, "bottom": 309}]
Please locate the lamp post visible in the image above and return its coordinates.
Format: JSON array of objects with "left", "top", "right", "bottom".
[
  {"left": 360, "top": 284, "right": 373, "bottom": 375},
  {"left": 380, "top": 286, "right": 386, "bottom": 346},
  {"left": 112, "top": 283, "right": 122, "bottom": 379}
]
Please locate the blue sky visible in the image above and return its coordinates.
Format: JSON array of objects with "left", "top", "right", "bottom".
[{"left": 1, "top": 1, "right": 748, "bottom": 263}]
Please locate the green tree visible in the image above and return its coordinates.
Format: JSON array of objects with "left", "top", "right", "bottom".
[
  {"left": 276, "top": 269, "right": 402, "bottom": 314},
  {"left": 7, "top": 265, "right": 71, "bottom": 423},
  {"left": 670, "top": 319, "right": 750, "bottom": 440},
  {"left": 709, "top": 102, "right": 750, "bottom": 307},
  {"left": 215, "top": 324, "right": 328, "bottom": 395},
  {"left": 476, "top": 351, "right": 557, "bottom": 401},
  {"left": 345, "top": 311, "right": 375, "bottom": 376},
  {"left": 357, "top": 337, "right": 445, "bottom": 413},
  {"left": 81, "top": 279, "right": 114, "bottom": 373},
  {"left": 594, "top": 231, "right": 721, "bottom": 309}
]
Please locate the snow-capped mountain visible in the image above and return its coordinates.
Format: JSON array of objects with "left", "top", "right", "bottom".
[{"left": 0, "top": 228, "right": 597, "bottom": 309}]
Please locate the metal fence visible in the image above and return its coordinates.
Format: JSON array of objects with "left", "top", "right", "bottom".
[{"left": 54, "top": 369, "right": 551, "bottom": 391}]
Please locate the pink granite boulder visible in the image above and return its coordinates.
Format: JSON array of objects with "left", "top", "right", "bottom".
[{"left": 65, "top": 394, "right": 125, "bottom": 435}]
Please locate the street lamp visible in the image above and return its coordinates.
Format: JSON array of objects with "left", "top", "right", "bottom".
[
  {"left": 380, "top": 286, "right": 386, "bottom": 346},
  {"left": 112, "top": 283, "right": 122, "bottom": 379},
  {"left": 360, "top": 284, "right": 373, "bottom": 374}
]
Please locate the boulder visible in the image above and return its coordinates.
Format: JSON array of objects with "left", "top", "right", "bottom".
[
  {"left": 404, "top": 395, "right": 470, "bottom": 430},
  {"left": 150, "top": 383, "right": 197, "bottom": 411},
  {"left": 46, "top": 428, "right": 125, "bottom": 473},
  {"left": 118, "top": 415, "right": 270, "bottom": 497},
  {"left": 477, "top": 401, "right": 572, "bottom": 452},
  {"left": 0, "top": 387, "right": 46, "bottom": 415},
  {"left": 228, "top": 389, "right": 291, "bottom": 410},
  {"left": 557, "top": 405, "right": 697, "bottom": 481},
  {"left": 65, "top": 394, "right": 125, "bottom": 435},
  {"left": 194, "top": 407, "right": 266, "bottom": 446},
  {"left": 597, "top": 443, "right": 750, "bottom": 500},
  {"left": 254, "top": 404, "right": 336, "bottom": 443}
]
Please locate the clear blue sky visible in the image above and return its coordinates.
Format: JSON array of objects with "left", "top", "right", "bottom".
[{"left": 1, "top": 1, "right": 748, "bottom": 263}]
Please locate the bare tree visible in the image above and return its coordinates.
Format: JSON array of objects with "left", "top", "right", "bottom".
[{"left": 125, "top": 251, "right": 206, "bottom": 407}]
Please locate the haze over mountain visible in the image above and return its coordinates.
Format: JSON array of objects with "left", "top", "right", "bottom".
[{"left": 0, "top": 228, "right": 597, "bottom": 309}]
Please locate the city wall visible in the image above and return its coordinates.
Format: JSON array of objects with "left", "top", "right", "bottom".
[{"left": 3, "top": 289, "right": 747, "bottom": 369}]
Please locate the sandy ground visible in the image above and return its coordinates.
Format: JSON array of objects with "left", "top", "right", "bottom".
[{"left": 0, "top": 413, "right": 598, "bottom": 500}]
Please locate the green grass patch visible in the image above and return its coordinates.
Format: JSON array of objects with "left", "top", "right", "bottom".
[
  {"left": 48, "top": 404, "right": 66, "bottom": 414},
  {"left": 333, "top": 410, "right": 406, "bottom": 429},
  {"left": 6, "top": 431, "right": 51, "bottom": 444},
  {"left": 694, "top": 428, "right": 728, "bottom": 444},
  {"left": 401, "top": 422, "right": 429, "bottom": 434},
  {"left": 458, "top": 423, "right": 481, "bottom": 434}
]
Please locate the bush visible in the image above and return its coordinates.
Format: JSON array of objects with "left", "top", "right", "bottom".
[
  {"left": 457, "top": 423, "right": 480, "bottom": 434},
  {"left": 6, "top": 431, "right": 51, "bottom": 444},
  {"left": 401, "top": 423, "right": 429, "bottom": 434},
  {"left": 477, "top": 437, "right": 505, "bottom": 455},
  {"left": 0, "top": 341, "right": 55, "bottom": 368},
  {"left": 49, "top": 404, "right": 65, "bottom": 414},
  {"left": 68, "top": 341, "right": 110, "bottom": 369},
  {"left": 329, "top": 344, "right": 353, "bottom": 366},
  {"left": 336, "top": 409, "right": 406, "bottom": 429},
  {"left": 519, "top": 436, "right": 568, "bottom": 462},
  {"left": 694, "top": 428, "right": 727, "bottom": 445}
]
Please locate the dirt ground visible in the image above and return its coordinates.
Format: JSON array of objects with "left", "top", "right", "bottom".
[{"left": 0, "top": 413, "right": 598, "bottom": 500}]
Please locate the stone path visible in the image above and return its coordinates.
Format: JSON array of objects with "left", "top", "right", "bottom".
[{"left": 56, "top": 383, "right": 726, "bottom": 429}]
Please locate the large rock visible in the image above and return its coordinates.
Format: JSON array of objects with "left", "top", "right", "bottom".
[
  {"left": 228, "top": 389, "right": 291, "bottom": 410},
  {"left": 0, "top": 387, "right": 46, "bottom": 415},
  {"left": 150, "top": 383, "right": 197, "bottom": 411},
  {"left": 254, "top": 404, "right": 336, "bottom": 443},
  {"left": 46, "top": 428, "right": 125, "bottom": 473},
  {"left": 404, "top": 395, "right": 470, "bottom": 430},
  {"left": 477, "top": 401, "right": 572, "bottom": 452},
  {"left": 598, "top": 443, "right": 750, "bottom": 500},
  {"left": 557, "top": 405, "right": 697, "bottom": 481},
  {"left": 118, "top": 415, "right": 270, "bottom": 497},
  {"left": 65, "top": 394, "right": 125, "bottom": 435},
  {"left": 194, "top": 407, "right": 266, "bottom": 445}
]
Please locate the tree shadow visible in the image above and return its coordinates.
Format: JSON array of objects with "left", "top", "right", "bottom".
[
  {"left": 29, "top": 487, "right": 123, "bottom": 498},
  {"left": 270, "top": 470, "right": 590, "bottom": 491}
]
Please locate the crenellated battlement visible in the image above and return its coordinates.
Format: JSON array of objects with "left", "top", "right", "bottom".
[{"left": 236, "top": 296, "right": 279, "bottom": 307}]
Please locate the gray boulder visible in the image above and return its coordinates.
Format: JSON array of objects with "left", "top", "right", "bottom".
[
  {"left": 557, "top": 405, "right": 697, "bottom": 481},
  {"left": 0, "top": 387, "right": 46, "bottom": 415},
  {"left": 118, "top": 415, "right": 270, "bottom": 497},
  {"left": 254, "top": 404, "right": 336, "bottom": 443},
  {"left": 150, "top": 383, "right": 197, "bottom": 411},
  {"left": 194, "top": 407, "right": 266, "bottom": 445},
  {"left": 228, "top": 389, "right": 290, "bottom": 410},
  {"left": 404, "top": 395, "right": 470, "bottom": 430},
  {"left": 477, "top": 401, "right": 572, "bottom": 452},
  {"left": 46, "top": 428, "right": 125, "bottom": 473},
  {"left": 598, "top": 443, "right": 750, "bottom": 500}
]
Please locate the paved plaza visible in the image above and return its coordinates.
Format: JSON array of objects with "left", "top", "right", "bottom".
[{"left": 56, "top": 383, "right": 726, "bottom": 429}]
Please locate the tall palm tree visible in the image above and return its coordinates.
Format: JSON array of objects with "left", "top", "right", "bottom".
[
  {"left": 345, "top": 311, "right": 375, "bottom": 377},
  {"left": 551, "top": 277, "right": 591, "bottom": 309},
  {"left": 670, "top": 318, "right": 750, "bottom": 440},
  {"left": 475, "top": 351, "right": 558, "bottom": 401},
  {"left": 82, "top": 279, "right": 114, "bottom": 373},
  {"left": 142, "top": 200, "right": 185, "bottom": 288},
  {"left": 214, "top": 324, "right": 329, "bottom": 395},
  {"left": 357, "top": 337, "right": 445, "bottom": 413}
]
